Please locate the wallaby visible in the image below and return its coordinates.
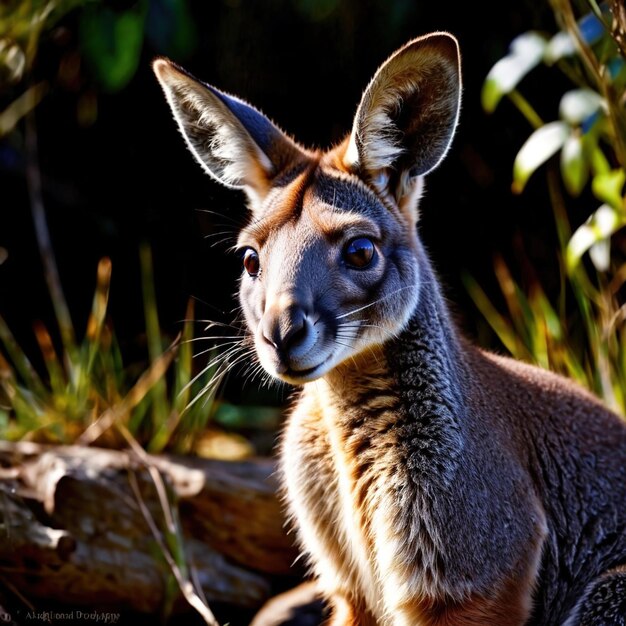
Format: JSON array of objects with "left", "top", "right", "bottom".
[{"left": 153, "top": 33, "right": 626, "bottom": 626}]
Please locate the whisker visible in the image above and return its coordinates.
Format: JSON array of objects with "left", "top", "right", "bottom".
[
  {"left": 203, "top": 229, "right": 235, "bottom": 241},
  {"left": 182, "top": 335, "right": 246, "bottom": 344},
  {"left": 339, "top": 322, "right": 384, "bottom": 331},
  {"left": 243, "top": 361, "right": 266, "bottom": 388},
  {"left": 333, "top": 339, "right": 356, "bottom": 350},
  {"left": 210, "top": 235, "right": 237, "bottom": 249},
  {"left": 254, "top": 366, "right": 271, "bottom": 388},
  {"left": 195, "top": 208, "right": 245, "bottom": 227},
  {"left": 180, "top": 344, "right": 246, "bottom": 396},
  {"left": 177, "top": 318, "right": 242, "bottom": 329},
  {"left": 192, "top": 340, "right": 246, "bottom": 360},
  {"left": 183, "top": 347, "right": 257, "bottom": 411},
  {"left": 194, "top": 318, "right": 246, "bottom": 327},
  {"left": 189, "top": 295, "right": 232, "bottom": 317},
  {"left": 210, "top": 349, "right": 257, "bottom": 381},
  {"left": 262, "top": 370, "right": 278, "bottom": 391},
  {"left": 336, "top": 284, "right": 417, "bottom": 319}
]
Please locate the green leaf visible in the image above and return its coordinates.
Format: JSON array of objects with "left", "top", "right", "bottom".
[
  {"left": 560, "top": 134, "right": 588, "bottom": 197},
  {"left": 591, "top": 170, "right": 625, "bottom": 209},
  {"left": 80, "top": 2, "right": 147, "bottom": 92},
  {"left": 482, "top": 32, "right": 546, "bottom": 113},
  {"left": 513, "top": 121, "right": 569, "bottom": 193},
  {"left": 588, "top": 144, "right": 611, "bottom": 176},
  {"left": 461, "top": 272, "right": 529, "bottom": 359},
  {"left": 558, "top": 89, "right": 603, "bottom": 126},
  {"left": 566, "top": 204, "right": 626, "bottom": 272}
]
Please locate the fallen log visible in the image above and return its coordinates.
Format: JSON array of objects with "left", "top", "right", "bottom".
[{"left": 0, "top": 441, "right": 301, "bottom": 617}]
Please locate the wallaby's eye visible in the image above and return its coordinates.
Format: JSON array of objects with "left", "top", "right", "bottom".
[
  {"left": 243, "top": 248, "right": 260, "bottom": 277},
  {"left": 343, "top": 238, "right": 375, "bottom": 269}
]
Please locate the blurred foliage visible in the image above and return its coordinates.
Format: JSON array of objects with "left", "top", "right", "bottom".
[
  {"left": 0, "top": 0, "right": 85, "bottom": 134},
  {"left": 0, "top": 249, "right": 224, "bottom": 453},
  {"left": 0, "top": 0, "right": 197, "bottom": 132},
  {"left": 473, "top": 0, "right": 626, "bottom": 414},
  {"left": 0, "top": 0, "right": 265, "bottom": 455},
  {"left": 0, "top": 237, "right": 276, "bottom": 455},
  {"left": 80, "top": 0, "right": 197, "bottom": 92},
  {"left": 0, "top": 0, "right": 88, "bottom": 79},
  {"left": 80, "top": 1, "right": 149, "bottom": 93}
]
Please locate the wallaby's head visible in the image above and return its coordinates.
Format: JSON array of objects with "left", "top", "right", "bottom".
[{"left": 154, "top": 33, "right": 461, "bottom": 384}]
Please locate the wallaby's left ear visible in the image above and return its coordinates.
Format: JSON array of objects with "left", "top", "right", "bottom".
[
  {"left": 344, "top": 32, "right": 461, "bottom": 201},
  {"left": 153, "top": 58, "right": 307, "bottom": 203}
]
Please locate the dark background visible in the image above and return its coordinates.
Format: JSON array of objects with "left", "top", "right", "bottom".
[{"left": 0, "top": 0, "right": 569, "bottom": 404}]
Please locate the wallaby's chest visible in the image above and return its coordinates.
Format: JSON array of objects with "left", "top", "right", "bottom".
[
  {"left": 279, "top": 361, "right": 550, "bottom": 625},
  {"left": 281, "top": 381, "right": 405, "bottom": 613}
]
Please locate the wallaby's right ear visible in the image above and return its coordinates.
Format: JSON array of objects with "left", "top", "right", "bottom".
[
  {"left": 153, "top": 59, "right": 307, "bottom": 201},
  {"left": 343, "top": 33, "right": 461, "bottom": 204}
]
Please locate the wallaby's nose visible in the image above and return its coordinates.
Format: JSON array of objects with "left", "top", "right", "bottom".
[{"left": 262, "top": 304, "right": 312, "bottom": 356}]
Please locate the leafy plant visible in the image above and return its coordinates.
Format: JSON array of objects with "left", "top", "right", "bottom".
[{"left": 474, "top": 0, "right": 626, "bottom": 415}]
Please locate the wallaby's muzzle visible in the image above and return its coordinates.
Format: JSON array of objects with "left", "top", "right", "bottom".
[{"left": 260, "top": 300, "right": 319, "bottom": 375}]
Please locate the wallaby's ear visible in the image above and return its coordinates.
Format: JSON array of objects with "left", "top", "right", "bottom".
[
  {"left": 343, "top": 33, "right": 461, "bottom": 202},
  {"left": 153, "top": 59, "right": 307, "bottom": 201}
]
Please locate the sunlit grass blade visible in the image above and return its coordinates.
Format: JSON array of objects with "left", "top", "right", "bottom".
[
  {"left": 173, "top": 347, "right": 222, "bottom": 454},
  {"left": 0, "top": 82, "right": 47, "bottom": 136},
  {"left": 84, "top": 257, "right": 112, "bottom": 376},
  {"left": 140, "top": 244, "right": 169, "bottom": 452},
  {"left": 0, "top": 313, "right": 46, "bottom": 397},
  {"left": 128, "top": 391, "right": 151, "bottom": 437},
  {"left": 462, "top": 272, "right": 531, "bottom": 359},
  {"left": 104, "top": 326, "right": 126, "bottom": 400},
  {"left": 1, "top": 243, "right": 227, "bottom": 452},
  {"left": 493, "top": 255, "right": 535, "bottom": 349},
  {"left": 173, "top": 300, "right": 194, "bottom": 414},
  {"left": 33, "top": 321, "right": 66, "bottom": 399},
  {"left": 148, "top": 299, "right": 204, "bottom": 454},
  {"left": 78, "top": 341, "right": 176, "bottom": 446}
]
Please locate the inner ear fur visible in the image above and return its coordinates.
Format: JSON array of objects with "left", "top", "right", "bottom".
[
  {"left": 153, "top": 58, "right": 307, "bottom": 199},
  {"left": 344, "top": 32, "right": 462, "bottom": 192}
]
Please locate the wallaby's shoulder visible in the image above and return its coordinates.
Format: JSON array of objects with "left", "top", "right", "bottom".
[
  {"left": 473, "top": 348, "right": 626, "bottom": 443},
  {"left": 476, "top": 348, "right": 613, "bottom": 408}
]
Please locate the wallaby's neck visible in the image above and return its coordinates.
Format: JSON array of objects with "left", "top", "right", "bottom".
[
  {"left": 388, "top": 249, "right": 470, "bottom": 473},
  {"left": 386, "top": 245, "right": 469, "bottom": 409},
  {"left": 314, "top": 244, "right": 471, "bottom": 489},
  {"left": 321, "top": 245, "right": 470, "bottom": 474}
]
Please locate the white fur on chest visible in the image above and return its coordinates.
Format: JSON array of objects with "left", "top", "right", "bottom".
[
  {"left": 282, "top": 389, "right": 380, "bottom": 604},
  {"left": 317, "top": 382, "right": 382, "bottom": 614}
]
